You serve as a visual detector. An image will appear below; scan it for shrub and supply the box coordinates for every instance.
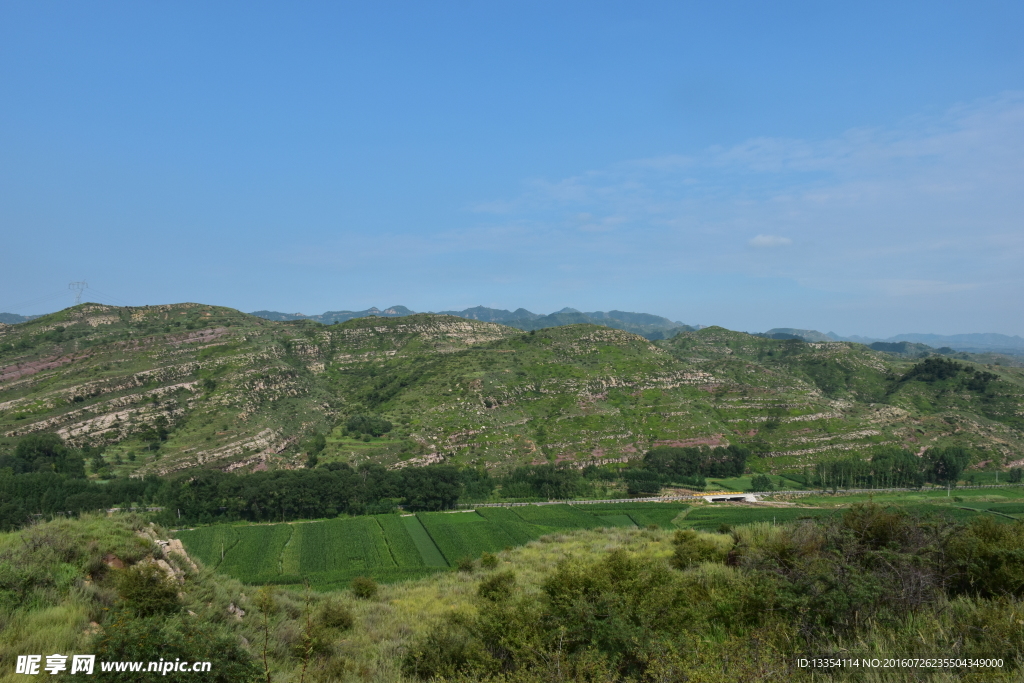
[479,552,499,569]
[318,600,354,630]
[94,613,260,682]
[402,612,487,680]
[346,414,393,437]
[945,516,1024,598]
[478,571,516,601]
[114,563,180,617]
[456,557,475,573]
[670,530,728,569]
[351,575,378,599]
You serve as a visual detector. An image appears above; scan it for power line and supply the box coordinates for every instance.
[68,281,88,305]
[0,290,70,313]
[87,287,131,307]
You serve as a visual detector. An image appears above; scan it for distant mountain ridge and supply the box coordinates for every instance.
[249,306,698,340]
[249,306,415,324]
[758,328,1024,355]
[9,305,1020,352]
[761,328,835,343]
[0,313,43,325]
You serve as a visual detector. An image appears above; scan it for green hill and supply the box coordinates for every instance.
[2,304,1023,480]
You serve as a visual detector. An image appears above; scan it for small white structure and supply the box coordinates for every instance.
[701,493,759,503]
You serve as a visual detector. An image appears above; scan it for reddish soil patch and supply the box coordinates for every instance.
[0,352,91,383]
[167,327,229,347]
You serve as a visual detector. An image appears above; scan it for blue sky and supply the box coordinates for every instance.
[2,1,1023,337]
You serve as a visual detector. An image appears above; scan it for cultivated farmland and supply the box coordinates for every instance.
[418,511,520,564]
[176,502,695,586]
[178,501,1014,588]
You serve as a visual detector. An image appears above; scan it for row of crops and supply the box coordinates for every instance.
[176,502,692,587]
[676,502,1012,530]
[175,501,1007,588]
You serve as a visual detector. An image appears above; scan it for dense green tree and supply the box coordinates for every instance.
[927,446,972,486]
[1,433,85,476]
[345,414,393,437]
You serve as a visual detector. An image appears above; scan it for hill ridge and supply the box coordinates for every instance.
[2,301,1022,479]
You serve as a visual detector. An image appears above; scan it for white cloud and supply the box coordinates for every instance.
[748,234,792,248]
[463,92,1024,293]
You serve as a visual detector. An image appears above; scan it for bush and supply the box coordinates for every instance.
[318,599,354,630]
[114,563,180,617]
[479,552,499,569]
[456,557,475,573]
[345,415,393,437]
[94,613,260,682]
[945,517,1024,598]
[670,530,728,569]
[749,474,774,492]
[351,575,378,599]
[478,571,516,601]
[402,612,487,680]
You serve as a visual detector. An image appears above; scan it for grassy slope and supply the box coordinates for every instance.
[6,509,1023,682]
[2,305,1023,479]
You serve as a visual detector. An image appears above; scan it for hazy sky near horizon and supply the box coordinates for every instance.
[2,2,1023,337]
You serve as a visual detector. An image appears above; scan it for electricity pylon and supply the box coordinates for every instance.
[69,281,88,305]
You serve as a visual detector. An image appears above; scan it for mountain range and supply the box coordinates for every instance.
[5,306,1023,353]
[2,302,1022,481]
[249,306,697,340]
[763,328,1024,355]
[0,313,42,325]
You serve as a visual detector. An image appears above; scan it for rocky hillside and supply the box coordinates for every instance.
[1,303,1022,479]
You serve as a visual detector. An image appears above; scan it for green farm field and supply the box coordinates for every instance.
[677,500,1023,531]
[176,502,692,586]
[176,495,1020,588]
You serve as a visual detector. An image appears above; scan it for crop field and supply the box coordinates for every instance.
[295,517,395,574]
[175,524,239,569]
[677,501,1022,531]
[679,506,839,530]
[376,515,427,567]
[401,515,448,567]
[179,497,1011,588]
[218,524,292,578]
[581,503,690,528]
[177,503,695,586]
[418,512,520,563]
[473,507,546,543]
[907,504,1001,523]
[798,486,1024,507]
[509,504,606,530]
[961,502,1024,518]
[594,514,636,528]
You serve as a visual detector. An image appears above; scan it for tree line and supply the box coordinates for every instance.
[788,446,983,491]
[1,433,1017,531]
